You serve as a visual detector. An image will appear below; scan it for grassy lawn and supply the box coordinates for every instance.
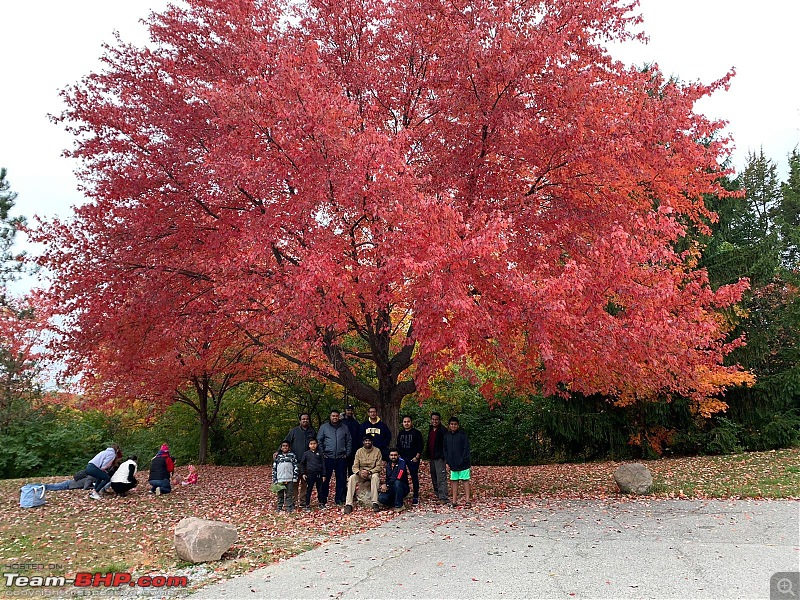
[1,448,798,595]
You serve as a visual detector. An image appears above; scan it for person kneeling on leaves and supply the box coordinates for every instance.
[110,455,138,496]
[378,448,410,513]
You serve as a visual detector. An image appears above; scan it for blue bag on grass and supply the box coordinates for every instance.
[20,484,46,508]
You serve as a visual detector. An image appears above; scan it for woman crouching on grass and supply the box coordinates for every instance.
[110,455,138,496]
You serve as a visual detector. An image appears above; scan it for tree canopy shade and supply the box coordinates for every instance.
[34,0,751,438]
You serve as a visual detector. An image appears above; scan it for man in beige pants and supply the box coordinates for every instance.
[344,436,383,514]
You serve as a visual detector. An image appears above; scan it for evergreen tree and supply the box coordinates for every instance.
[0,169,40,439]
[0,167,25,300]
[700,152,800,450]
[777,149,800,270]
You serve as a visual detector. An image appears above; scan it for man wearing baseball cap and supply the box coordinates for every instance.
[342,404,361,477]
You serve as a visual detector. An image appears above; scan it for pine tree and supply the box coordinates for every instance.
[777,149,800,270]
[0,168,24,300]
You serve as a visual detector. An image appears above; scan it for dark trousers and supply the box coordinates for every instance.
[378,479,409,508]
[305,472,324,507]
[111,481,137,495]
[321,457,347,505]
[276,481,296,511]
[407,460,420,500]
[86,463,110,493]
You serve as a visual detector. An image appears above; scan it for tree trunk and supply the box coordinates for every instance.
[197,384,210,465]
[198,416,210,465]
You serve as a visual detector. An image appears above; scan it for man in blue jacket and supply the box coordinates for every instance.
[317,410,352,507]
[378,448,409,512]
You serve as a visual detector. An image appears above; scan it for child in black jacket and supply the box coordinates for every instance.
[300,438,327,510]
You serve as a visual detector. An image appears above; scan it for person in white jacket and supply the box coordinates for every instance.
[110,455,138,496]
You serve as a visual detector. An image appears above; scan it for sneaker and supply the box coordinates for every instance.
[319,504,327,510]
[393,506,405,513]
[344,505,353,515]
[155,487,161,496]
[305,507,312,512]
[412,498,419,505]
[373,503,381,512]
[89,490,102,500]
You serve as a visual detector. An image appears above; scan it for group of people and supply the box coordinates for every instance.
[80,443,197,499]
[272,407,472,513]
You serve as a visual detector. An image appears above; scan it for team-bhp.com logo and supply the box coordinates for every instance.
[4,572,188,589]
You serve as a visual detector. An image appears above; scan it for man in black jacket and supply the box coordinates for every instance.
[426,412,449,503]
[341,404,361,477]
[443,416,472,507]
[397,415,423,505]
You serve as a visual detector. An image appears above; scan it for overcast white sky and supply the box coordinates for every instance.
[1,0,798,226]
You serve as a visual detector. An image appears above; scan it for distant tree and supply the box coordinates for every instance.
[733,149,782,245]
[777,149,800,270]
[0,168,25,297]
[0,168,41,435]
[36,0,750,443]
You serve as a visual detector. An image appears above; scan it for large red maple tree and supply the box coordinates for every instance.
[34,0,750,442]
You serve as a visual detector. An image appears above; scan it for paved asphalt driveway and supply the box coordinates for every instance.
[192,499,799,599]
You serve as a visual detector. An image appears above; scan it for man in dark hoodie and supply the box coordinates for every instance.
[426,412,449,503]
[317,410,352,507]
[397,415,423,505]
[360,406,392,461]
[341,404,361,477]
[442,417,472,507]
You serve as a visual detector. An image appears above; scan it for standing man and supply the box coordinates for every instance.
[443,416,472,507]
[344,435,383,514]
[378,448,410,512]
[341,404,361,478]
[317,410,352,508]
[282,413,317,510]
[397,415,423,505]
[426,412,449,503]
[360,406,392,461]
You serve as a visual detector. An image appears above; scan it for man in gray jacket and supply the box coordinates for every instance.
[317,410,352,507]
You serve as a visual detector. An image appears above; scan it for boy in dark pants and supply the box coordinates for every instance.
[397,415,423,505]
[300,438,327,510]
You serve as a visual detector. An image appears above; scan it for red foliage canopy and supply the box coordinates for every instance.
[33,0,749,425]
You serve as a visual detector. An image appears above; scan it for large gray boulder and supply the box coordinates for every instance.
[613,463,653,494]
[174,517,238,563]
